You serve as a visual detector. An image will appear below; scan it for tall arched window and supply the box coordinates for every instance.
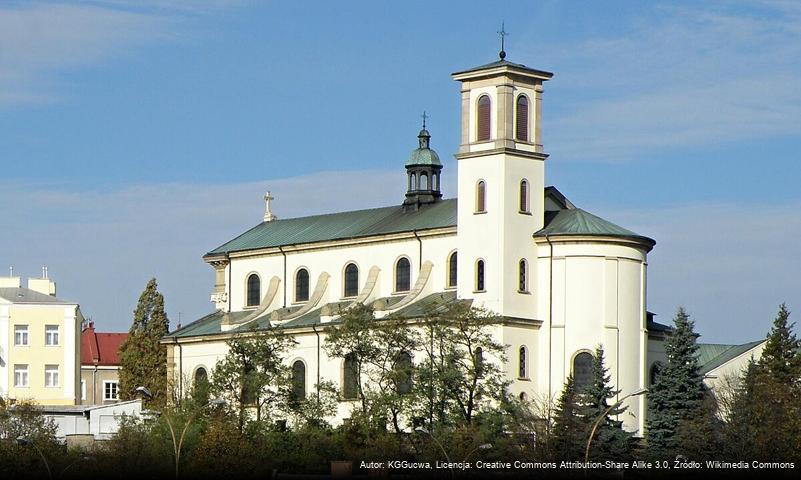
[344,263,359,297]
[295,268,310,302]
[519,346,528,379]
[516,95,529,141]
[246,274,260,307]
[518,259,528,292]
[475,347,484,377]
[650,362,664,386]
[573,352,594,390]
[476,181,486,213]
[343,354,358,400]
[292,360,306,401]
[477,94,491,141]
[193,367,209,404]
[475,259,485,292]
[396,351,413,395]
[421,172,429,190]
[519,179,529,213]
[395,257,411,292]
[447,251,458,287]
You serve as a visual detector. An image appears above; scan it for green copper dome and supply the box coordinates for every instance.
[405,129,442,167]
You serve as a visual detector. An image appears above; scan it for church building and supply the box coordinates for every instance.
[164,50,669,434]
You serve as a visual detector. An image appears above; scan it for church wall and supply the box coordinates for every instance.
[226,231,457,313]
[535,240,649,433]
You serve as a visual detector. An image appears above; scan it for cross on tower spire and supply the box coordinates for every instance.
[421,110,428,129]
[497,22,508,60]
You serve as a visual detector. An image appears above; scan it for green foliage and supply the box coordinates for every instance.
[647,307,707,457]
[550,375,585,460]
[118,278,170,405]
[578,346,632,460]
[758,303,801,384]
[209,326,296,430]
[414,302,509,427]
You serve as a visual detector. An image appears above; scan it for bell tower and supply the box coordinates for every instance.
[452,48,553,318]
[403,115,443,211]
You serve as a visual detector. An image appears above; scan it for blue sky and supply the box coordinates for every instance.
[1,0,799,343]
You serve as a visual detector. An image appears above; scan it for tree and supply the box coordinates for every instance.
[758,303,801,385]
[578,346,631,460]
[647,307,707,457]
[413,302,510,427]
[210,326,296,431]
[119,278,170,404]
[550,375,585,461]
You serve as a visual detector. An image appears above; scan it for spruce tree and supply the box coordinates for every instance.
[758,303,801,384]
[579,346,631,460]
[550,375,585,461]
[119,278,170,404]
[646,307,706,457]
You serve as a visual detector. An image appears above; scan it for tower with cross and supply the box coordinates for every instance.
[402,111,443,211]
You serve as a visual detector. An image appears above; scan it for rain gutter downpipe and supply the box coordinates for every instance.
[312,325,321,401]
[279,246,287,308]
[413,230,422,269]
[546,233,554,425]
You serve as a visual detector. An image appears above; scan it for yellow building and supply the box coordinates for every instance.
[0,274,82,405]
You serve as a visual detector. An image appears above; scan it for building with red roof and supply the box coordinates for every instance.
[80,321,127,405]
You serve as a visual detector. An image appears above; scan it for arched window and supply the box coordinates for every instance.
[519,392,528,402]
[519,259,528,292]
[395,257,411,292]
[246,274,260,307]
[475,259,485,292]
[292,360,306,401]
[421,172,429,190]
[475,347,484,377]
[396,351,413,395]
[650,362,664,386]
[477,94,491,141]
[447,251,458,287]
[193,367,209,404]
[410,172,417,190]
[519,346,528,378]
[516,95,529,141]
[476,180,486,213]
[343,354,358,400]
[295,268,310,303]
[344,263,359,297]
[519,179,529,213]
[573,352,594,390]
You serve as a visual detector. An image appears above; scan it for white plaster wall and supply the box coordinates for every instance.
[703,342,765,394]
[0,305,8,396]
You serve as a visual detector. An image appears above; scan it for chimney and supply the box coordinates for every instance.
[28,270,57,296]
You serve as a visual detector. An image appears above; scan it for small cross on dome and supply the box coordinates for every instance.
[497,22,509,60]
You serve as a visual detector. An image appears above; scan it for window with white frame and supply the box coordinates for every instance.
[45,365,59,387]
[45,325,59,346]
[104,381,119,401]
[14,325,29,346]
[14,365,29,387]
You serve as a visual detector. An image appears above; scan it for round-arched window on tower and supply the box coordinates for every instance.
[475,259,485,292]
[246,274,260,307]
[477,95,492,141]
[476,181,486,213]
[291,360,306,401]
[518,259,528,292]
[395,258,411,292]
[519,179,529,213]
[573,352,594,390]
[344,263,359,297]
[295,268,310,303]
[516,95,529,141]
[519,346,528,378]
[447,251,458,288]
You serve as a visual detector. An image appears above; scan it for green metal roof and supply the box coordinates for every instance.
[697,340,765,375]
[536,208,655,246]
[406,147,441,167]
[452,59,554,78]
[207,199,457,256]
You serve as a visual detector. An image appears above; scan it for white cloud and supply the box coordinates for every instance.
[0,170,406,332]
[531,2,801,160]
[596,201,801,344]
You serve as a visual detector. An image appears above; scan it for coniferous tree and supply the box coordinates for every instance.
[119,278,170,404]
[723,359,759,459]
[646,307,706,457]
[758,303,801,385]
[578,346,631,460]
[550,375,585,461]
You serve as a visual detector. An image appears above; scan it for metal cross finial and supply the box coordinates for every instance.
[497,22,508,59]
[421,111,428,129]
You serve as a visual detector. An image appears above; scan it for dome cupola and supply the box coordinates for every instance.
[403,115,443,211]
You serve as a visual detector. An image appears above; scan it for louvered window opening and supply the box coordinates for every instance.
[477,95,491,141]
[516,95,529,141]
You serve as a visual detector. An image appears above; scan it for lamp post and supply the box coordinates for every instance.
[584,388,648,472]
[17,436,52,480]
[164,397,226,479]
[415,427,454,479]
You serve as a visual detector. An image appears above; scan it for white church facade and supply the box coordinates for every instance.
[164,53,672,434]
